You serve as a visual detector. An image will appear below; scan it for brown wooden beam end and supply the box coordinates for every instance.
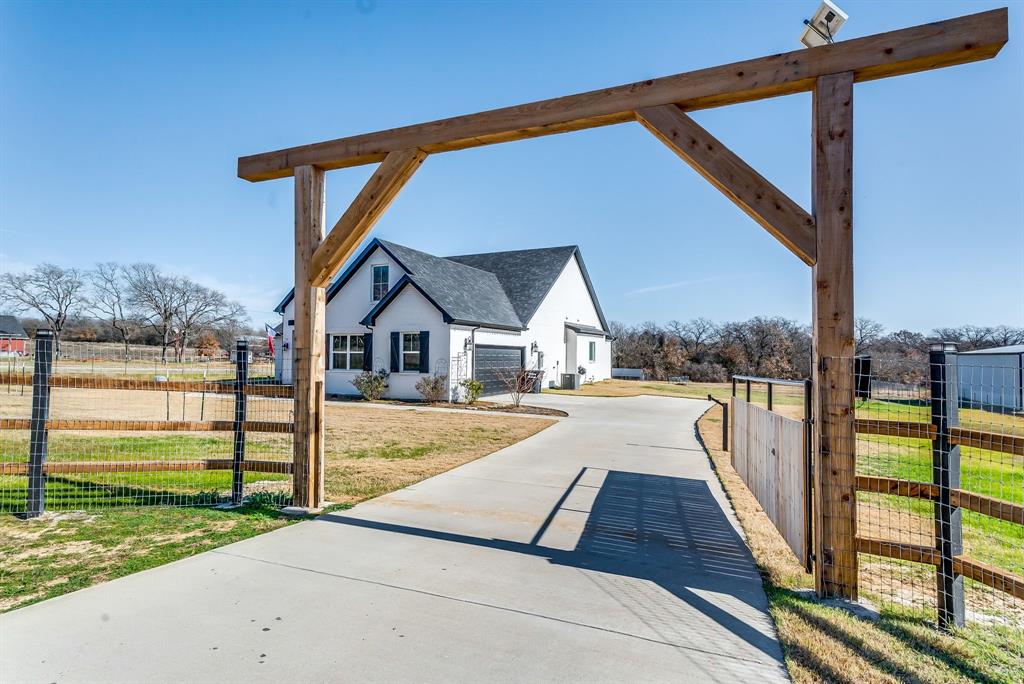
[953,556,1024,601]
[238,9,1007,181]
[309,148,427,288]
[856,536,940,566]
[855,418,936,440]
[635,105,816,265]
[949,426,1024,457]
[855,474,939,500]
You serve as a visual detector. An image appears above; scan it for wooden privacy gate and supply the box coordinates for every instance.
[732,398,809,568]
[237,9,1009,601]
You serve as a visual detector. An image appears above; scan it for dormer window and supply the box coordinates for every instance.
[371,264,389,301]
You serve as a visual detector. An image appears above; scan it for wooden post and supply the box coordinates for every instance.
[930,342,965,628]
[231,339,249,506]
[27,329,54,518]
[811,71,857,600]
[292,165,327,509]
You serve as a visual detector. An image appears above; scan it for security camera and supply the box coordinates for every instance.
[799,1,849,48]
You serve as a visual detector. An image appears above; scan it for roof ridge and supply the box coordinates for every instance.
[445,245,578,260]
[378,239,500,279]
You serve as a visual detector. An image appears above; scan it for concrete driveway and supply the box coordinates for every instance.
[1,394,787,683]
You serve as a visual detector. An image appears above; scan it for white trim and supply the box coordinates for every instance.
[399,331,422,373]
[370,263,389,302]
[329,333,366,371]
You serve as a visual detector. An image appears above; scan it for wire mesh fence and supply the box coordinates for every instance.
[1,335,294,515]
[843,348,1023,634]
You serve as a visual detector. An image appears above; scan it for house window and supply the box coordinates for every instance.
[371,265,389,301]
[588,341,596,363]
[402,332,420,371]
[331,334,365,370]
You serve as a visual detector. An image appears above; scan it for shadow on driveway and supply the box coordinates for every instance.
[321,468,778,664]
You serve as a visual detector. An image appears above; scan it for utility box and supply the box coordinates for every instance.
[561,373,580,390]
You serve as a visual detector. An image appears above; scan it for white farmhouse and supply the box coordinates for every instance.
[274,239,612,400]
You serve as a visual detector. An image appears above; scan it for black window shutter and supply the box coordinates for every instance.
[419,331,430,373]
[325,334,331,370]
[362,333,373,371]
[390,332,400,372]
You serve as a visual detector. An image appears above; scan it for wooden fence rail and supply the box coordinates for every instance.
[0,459,293,476]
[0,418,293,433]
[0,371,294,398]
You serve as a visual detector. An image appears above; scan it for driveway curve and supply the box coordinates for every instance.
[1,394,787,683]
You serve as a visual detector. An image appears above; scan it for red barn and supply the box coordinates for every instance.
[0,315,29,355]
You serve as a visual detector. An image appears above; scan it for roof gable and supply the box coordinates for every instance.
[447,246,609,331]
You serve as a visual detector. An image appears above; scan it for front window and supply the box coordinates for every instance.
[402,332,420,371]
[372,265,389,301]
[588,341,596,362]
[331,334,365,370]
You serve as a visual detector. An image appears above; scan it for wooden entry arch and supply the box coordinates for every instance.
[238,9,1008,600]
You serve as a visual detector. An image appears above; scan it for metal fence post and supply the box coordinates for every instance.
[803,378,814,574]
[27,330,54,518]
[232,339,249,506]
[930,342,964,629]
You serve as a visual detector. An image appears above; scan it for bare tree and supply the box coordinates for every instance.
[494,366,543,407]
[171,280,246,362]
[125,263,184,363]
[989,325,1024,347]
[87,263,139,359]
[669,317,719,361]
[0,263,86,348]
[855,317,885,354]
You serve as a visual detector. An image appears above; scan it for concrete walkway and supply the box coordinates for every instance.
[1,395,787,683]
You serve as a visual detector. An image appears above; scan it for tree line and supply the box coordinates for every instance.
[1,263,253,361]
[611,317,1024,384]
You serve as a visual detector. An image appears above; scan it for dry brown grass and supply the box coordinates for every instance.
[321,403,552,504]
[698,404,1024,684]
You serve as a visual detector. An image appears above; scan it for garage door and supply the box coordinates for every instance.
[474,345,525,396]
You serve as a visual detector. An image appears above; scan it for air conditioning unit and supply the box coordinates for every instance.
[561,373,580,390]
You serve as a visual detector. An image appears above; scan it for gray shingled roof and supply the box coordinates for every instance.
[446,246,577,325]
[374,241,522,328]
[277,237,607,331]
[0,315,28,339]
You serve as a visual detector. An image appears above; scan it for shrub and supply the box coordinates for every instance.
[416,374,447,403]
[352,369,389,400]
[459,378,484,404]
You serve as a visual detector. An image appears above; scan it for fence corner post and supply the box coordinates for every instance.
[930,342,964,630]
[232,339,249,506]
[27,329,54,518]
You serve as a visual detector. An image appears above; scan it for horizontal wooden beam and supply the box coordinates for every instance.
[950,426,1024,457]
[635,104,816,265]
[1,418,292,433]
[0,459,292,476]
[858,537,1024,600]
[856,475,1023,525]
[0,372,294,398]
[309,148,427,287]
[238,9,1007,181]
[856,474,939,500]
[953,556,1024,601]
[950,489,1024,526]
[857,535,939,565]
[855,418,936,440]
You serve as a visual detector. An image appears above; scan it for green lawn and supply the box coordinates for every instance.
[0,433,290,512]
[0,499,307,612]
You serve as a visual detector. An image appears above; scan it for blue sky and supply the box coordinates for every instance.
[1,0,1021,332]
